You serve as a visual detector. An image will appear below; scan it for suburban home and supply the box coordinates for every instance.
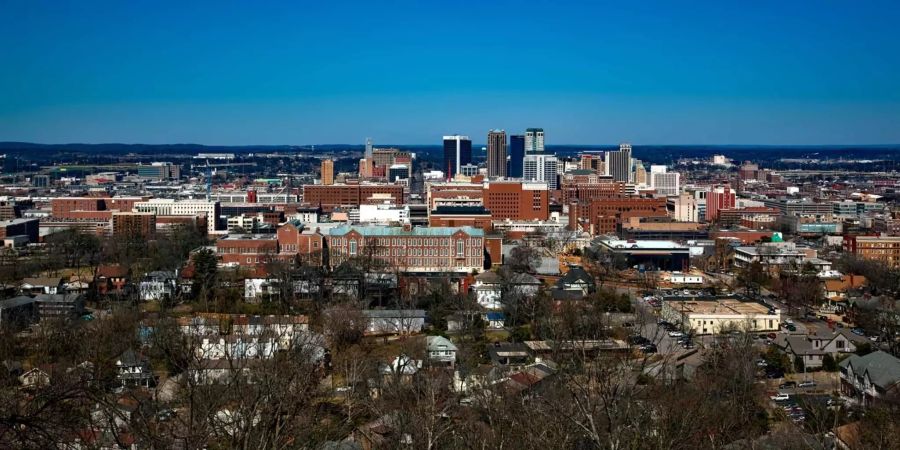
[19,367,51,388]
[472,271,502,309]
[116,349,153,388]
[775,329,867,370]
[840,351,900,407]
[139,271,178,301]
[362,309,426,335]
[488,342,531,367]
[823,274,866,307]
[189,359,257,385]
[485,312,506,329]
[20,277,63,295]
[95,265,130,296]
[556,266,596,295]
[426,336,458,367]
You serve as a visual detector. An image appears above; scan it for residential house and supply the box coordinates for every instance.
[95,265,130,297]
[116,349,153,388]
[426,336,458,367]
[775,329,868,370]
[362,309,426,335]
[823,274,866,307]
[20,277,63,295]
[555,266,595,295]
[488,342,531,367]
[840,351,900,407]
[19,367,51,388]
[139,271,177,301]
[471,271,502,309]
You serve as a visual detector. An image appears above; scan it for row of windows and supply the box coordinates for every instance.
[331,237,481,247]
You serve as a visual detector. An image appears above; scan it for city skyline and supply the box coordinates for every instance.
[2,1,899,145]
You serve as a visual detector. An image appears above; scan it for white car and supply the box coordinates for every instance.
[770,393,790,401]
[668,331,684,338]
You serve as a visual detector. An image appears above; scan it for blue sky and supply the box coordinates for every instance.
[1,0,899,145]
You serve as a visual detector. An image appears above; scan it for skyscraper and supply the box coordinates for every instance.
[604,143,633,183]
[509,134,525,178]
[486,129,507,177]
[442,135,472,179]
[649,166,680,196]
[525,128,544,153]
[523,153,559,190]
[321,159,334,185]
[365,138,373,159]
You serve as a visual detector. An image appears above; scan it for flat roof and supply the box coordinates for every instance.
[666,299,772,316]
[600,239,688,250]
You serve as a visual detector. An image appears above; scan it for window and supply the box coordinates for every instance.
[836,340,844,349]
[456,240,464,257]
[349,240,358,256]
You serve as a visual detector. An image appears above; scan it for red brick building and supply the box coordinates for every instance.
[428,206,493,231]
[302,183,404,211]
[327,225,485,274]
[216,235,279,266]
[276,222,325,265]
[483,181,549,221]
[569,196,668,235]
[112,212,156,239]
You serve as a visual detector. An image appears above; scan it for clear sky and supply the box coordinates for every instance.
[1,0,899,145]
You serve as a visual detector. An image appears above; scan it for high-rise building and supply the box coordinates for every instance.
[604,143,633,182]
[707,185,736,222]
[523,153,559,190]
[649,166,680,196]
[442,135,472,179]
[508,135,525,178]
[365,138,373,159]
[321,159,334,185]
[633,160,648,186]
[486,130,507,177]
[525,128,544,153]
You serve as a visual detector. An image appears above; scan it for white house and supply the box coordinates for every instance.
[426,336,458,367]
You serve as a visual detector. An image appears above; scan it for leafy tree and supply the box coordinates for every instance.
[822,353,838,372]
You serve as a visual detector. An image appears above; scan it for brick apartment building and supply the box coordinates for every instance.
[112,212,157,239]
[560,177,627,204]
[569,196,668,235]
[843,235,900,268]
[302,183,404,211]
[217,235,279,266]
[327,225,485,274]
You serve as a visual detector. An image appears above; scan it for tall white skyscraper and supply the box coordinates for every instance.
[523,153,559,190]
[365,137,373,159]
[525,128,544,154]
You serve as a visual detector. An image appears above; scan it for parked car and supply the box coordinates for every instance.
[756,359,768,368]
[770,393,790,401]
[779,381,797,389]
[798,381,816,388]
[628,335,651,346]
[639,344,658,354]
[851,328,865,336]
[668,331,684,338]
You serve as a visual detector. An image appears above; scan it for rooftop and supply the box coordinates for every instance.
[329,225,484,237]
[665,299,773,316]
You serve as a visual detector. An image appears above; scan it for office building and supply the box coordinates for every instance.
[133,199,221,233]
[605,143,633,182]
[508,135,525,178]
[706,185,736,222]
[321,159,334,185]
[137,162,180,180]
[365,138,373,159]
[483,181,550,221]
[649,166,680,196]
[442,135,472,179]
[525,128,544,153]
[0,218,39,243]
[388,164,410,182]
[302,184,405,211]
[486,130,507,177]
[523,153,559,190]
